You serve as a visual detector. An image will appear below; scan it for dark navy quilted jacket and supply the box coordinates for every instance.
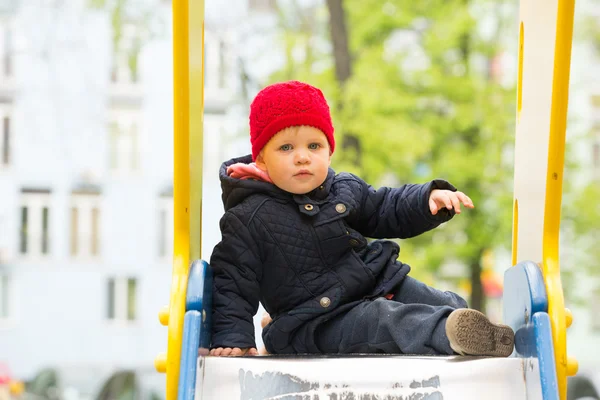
[210,155,457,354]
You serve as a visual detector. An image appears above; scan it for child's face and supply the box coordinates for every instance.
[256,126,331,195]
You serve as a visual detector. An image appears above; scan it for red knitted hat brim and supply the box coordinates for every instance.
[249,81,335,161]
[251,114,335,160]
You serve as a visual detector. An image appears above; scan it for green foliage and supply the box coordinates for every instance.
[561,139,600,304]
[576,12,600,54]
[270,0,517,293]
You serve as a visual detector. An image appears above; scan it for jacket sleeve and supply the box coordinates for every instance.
[210,211,261,349]
[350,177,458,239]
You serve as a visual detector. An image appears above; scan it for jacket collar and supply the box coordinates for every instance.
[219,155,335,210]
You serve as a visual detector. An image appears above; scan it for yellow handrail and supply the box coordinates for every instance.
[544,0,578,398]
[155,2,204,400]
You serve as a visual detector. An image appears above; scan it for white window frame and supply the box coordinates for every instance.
[70,194,101,259]
[109,110,141,174]
[19,191,51,259]
[107,276,137,323]
[158,197,174,261]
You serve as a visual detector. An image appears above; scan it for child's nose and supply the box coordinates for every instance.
[295,149,310,164]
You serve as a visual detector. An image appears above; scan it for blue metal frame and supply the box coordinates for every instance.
[177,260,213,400]
[504,261,558,400]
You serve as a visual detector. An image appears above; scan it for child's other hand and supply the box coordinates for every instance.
[209,347,258,356]
[429,189,474,215]
[261,312,272,329]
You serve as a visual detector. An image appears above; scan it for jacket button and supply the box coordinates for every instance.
[319,297,331,308]
[304,204,314,211]
[349,239,360,247]
[335,203,346,213]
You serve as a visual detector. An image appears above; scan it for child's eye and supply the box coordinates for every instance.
[308,143,321,150]
[279,144,292,151]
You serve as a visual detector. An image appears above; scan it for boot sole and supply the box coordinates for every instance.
[446,309,514,357]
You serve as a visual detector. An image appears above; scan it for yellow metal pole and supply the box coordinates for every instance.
[544,0,578,398]
[155,2,204,400]
[511,1,577,398]
[189,0,204,264]
[166,1,190,399]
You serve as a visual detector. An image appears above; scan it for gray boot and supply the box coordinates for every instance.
[446,309,514,357]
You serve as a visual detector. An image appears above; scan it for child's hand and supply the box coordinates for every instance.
[209,347,258,356]
[261,312,272,329]
[429,189,474,215]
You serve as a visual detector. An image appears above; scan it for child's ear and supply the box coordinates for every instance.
[255,153,268,171]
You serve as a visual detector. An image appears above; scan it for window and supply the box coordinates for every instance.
[91,207,100,255]
[158,209,167,257]
[19,206,27,254]
[70,192,101,258]
[205,39,227,90]
[0,109,12,168]
[111,53,138,84]
[70,207,78,255]
[2,116,9,166]
[19,189,51,257]
[107,277,137,322]
[158,194,173,260]
[3,28,11,77]
[109,111,140,173]
[111,24,140,84]
[0,26,12,78]
[0,273,9,320]
[41,207,49,254]
[218,40,226,89]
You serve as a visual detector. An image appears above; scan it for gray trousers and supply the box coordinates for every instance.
[315,276,468,355]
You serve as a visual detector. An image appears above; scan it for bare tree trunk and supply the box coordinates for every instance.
[470,249,486,313]
[325,0,352,84]
[457,13,487,314]
[325,0,361,164]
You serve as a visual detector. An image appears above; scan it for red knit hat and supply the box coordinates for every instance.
[249,80,335,161]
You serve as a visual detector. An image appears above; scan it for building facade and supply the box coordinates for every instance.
[0,0,239,381]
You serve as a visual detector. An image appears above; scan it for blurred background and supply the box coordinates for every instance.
[0,0,598,399]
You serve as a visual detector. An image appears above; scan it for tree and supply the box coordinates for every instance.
[88,0,167,81]
[555,5,600,303]
[269,0,518,312]
[561,176,600,303]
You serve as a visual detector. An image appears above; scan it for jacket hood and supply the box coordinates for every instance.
[219,154,335,211]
